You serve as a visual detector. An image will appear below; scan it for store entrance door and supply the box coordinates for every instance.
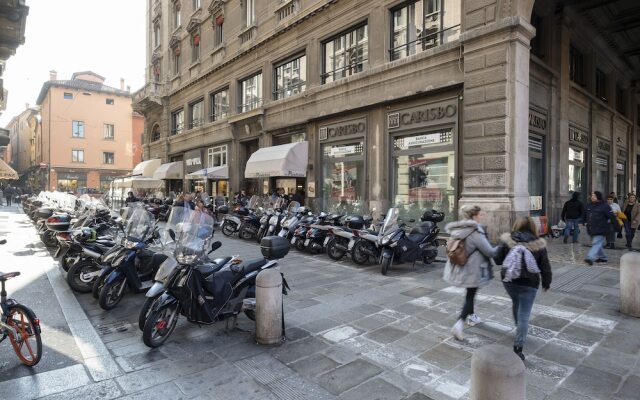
[241,140,260,196]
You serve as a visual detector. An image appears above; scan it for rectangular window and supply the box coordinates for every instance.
[274,54,306,100]
[616,85,625,115]
[596,68,607,101]
[244,0,255,27]
[390,0,447,61]
[239,73,263,112]
[193,0,201,10]
[153,22,161,48]
[210,88,229,121]
[173,50,180,75]
[171,109,184,135]
[104,124,114,140]
[323,24,368,84]
[569,45,584,85]
[63,92,73,100]
[72,150,84,163]
[192,35,200,63]
[106,98,114,105]
[173,1,181,29]
[208,145,228,167]
[189,99,203,129]
[530,13,544,59]
[214,17,224,46]
[103,152,115,164]
[322,141,365,214]
[72,121,85,138]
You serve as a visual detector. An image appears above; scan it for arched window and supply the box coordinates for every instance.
[151,125,161,142]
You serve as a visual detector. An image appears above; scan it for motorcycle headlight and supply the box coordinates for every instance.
[380,233,394,246]
[176,254,198,264]
[124,240,137,249]
[269,216,278,224]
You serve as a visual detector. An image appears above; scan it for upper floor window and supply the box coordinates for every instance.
[172,1,181,29]
[530,12,544,59]
[153,22,161,48]
[151,125,161,142]
[192,0,201,10]
[616,85,626,115]
[208,144,227,167]
[72,121,85,138]
[103,152,115,164]
[106,98,114,105]
[189,99,204,129]
[214,15,224,46]
[173,47,181,75]
[171,109,184,135]
[323,24,368,84]
[244,0,255,27]
[595,68,607,102]
[210,88,229,121]
[72,149,84,163]
[104,124,114,140]
[63,92,73,100]
[274,54,306,100]
[569,45,584,85]
[192,34,200,63]
[239,73,262,112]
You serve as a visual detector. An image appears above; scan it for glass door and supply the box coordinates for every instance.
[321,141,365,214]
[528,135,545,216]
[595,155,609,195]
[568,146,587,203]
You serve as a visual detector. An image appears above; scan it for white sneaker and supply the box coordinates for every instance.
[451,319,464,341]
[467,314,481,326]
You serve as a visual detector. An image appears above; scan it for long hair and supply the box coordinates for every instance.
[512,216,539,237]
[460,205,481,220]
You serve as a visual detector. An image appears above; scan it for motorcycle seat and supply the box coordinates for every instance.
[236,258,267,276]
[198,262,225,278]
[95,240,115,247]
[406,233,427,243]
[212,257,232,267]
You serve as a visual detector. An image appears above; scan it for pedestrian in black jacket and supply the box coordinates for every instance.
[561,192,584,243]
[495,216,552,361]
[585,191,619,265]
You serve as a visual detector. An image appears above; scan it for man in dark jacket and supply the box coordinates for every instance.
[561,192,584,244]
[585,191,619,265]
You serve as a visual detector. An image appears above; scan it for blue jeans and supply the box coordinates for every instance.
[503,283,538,348]
[586,235,607,262]
[624,220,636,247]
[563,219,581,242]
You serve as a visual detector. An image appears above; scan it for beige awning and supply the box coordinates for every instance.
[0,159,18,180]
[185,165,229,180]
[153,162,183,180]
[132,159,161,177]
[119,176,164,189]
[245,141,308,178]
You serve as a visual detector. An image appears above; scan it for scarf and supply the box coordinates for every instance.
[502,245,540,282]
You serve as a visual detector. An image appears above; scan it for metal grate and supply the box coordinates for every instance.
[551,267,605,292]
[97,321,130,335]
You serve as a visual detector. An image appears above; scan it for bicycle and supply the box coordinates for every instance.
[0,239,42,366]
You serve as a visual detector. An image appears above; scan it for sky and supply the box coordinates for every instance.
[0,0,147,127]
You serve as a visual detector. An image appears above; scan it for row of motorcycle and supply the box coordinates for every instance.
[219,196,446,275]
[20,192,291,348]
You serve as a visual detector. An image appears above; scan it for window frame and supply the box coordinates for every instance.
[207,144,228,167]
[192,0,201,10]
[106,98,114,105]
[103,152,115,165]
[595,68,607,102]
[321,23,369,84]
[72,120,85,138]
[71,149,85,163]
[191,34,200,63]
[239,72,263,113]
[214,17,224,47]
[63,92,73,100]
[209,87,229,122]
[188,98,204,129]
[244,0,255,27]
[173,48,181,75]
[153,21,161,48]
[171,108,184,135]
[151,125,161,142]
[273,53,307,100]
[173,1,181,29]
[103,123,115,140]
[569,44,584,85]
[389,0,447,61]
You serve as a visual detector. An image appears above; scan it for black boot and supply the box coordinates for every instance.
[563,236,568,244]
[513,346,525,361]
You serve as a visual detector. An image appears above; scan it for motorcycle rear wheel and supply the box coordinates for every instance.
[67,260,99,293]
[326,238,346,261]
[221,223,235,237]
[240,226,254,240]
[351,241,372,265]
[294,238,306,251]
[143,303,179,348]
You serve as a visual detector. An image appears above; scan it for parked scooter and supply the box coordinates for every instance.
[325,214,373,261]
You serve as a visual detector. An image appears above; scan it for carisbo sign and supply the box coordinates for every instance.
[388,101,457,131]
[319,118,366,141]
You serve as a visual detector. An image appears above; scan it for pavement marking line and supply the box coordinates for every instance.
[0,364,91,399]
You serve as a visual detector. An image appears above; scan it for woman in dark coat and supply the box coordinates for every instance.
[495,216,552,361]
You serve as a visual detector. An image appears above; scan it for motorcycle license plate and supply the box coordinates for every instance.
[323,237,330,246]
[348,239,355,250]
[304,238,311,246]
[291,237,297,244]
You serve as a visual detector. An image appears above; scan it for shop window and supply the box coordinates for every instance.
[239,72,262,112]
[244,0,255,27]
[151,125,161,142]
[172,1,181,29]
[568,146,586,199]
[273,132,306,145]
[274,54,306,100]
[323,24,368,84]
[99,177,112,193]
[322,141,365,214]
[189,99,203,128]
[569,45,584,85]
[528,135,545,216]
[214,15,224,46]
[57,178,86,193]
[616,161,626,201]
[104,124,114,140]
[596,68,607,102]
[63,92,73,100]
[209,88,228,121]
[392,129,455,222]
[616,85,626,115]
[390,0,459,61]
[595,155,609,193]
[208,144,227,167]
[191,33,200,63]
[72,149,84,163]
[171,109,184,135]
[72,121,85,138]
[103,152,115,164]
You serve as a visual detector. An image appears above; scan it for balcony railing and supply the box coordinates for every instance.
[132,82,164,111]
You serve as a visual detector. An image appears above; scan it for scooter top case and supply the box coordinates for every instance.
[46,214,72,232]
[36,207,54,219]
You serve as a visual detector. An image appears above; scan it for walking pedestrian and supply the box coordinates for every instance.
[621,193,640,250]
[605,194,622,249]
[0,185,4,206]
[561,192,584,244]
[585,191,619,265]
[4,185,13,206]
[443,205,498,341]
[495,216,552,361]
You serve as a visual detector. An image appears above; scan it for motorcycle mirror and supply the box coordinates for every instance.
[208,241,222,254]
[409,219,415,223]
[168,229,176,241]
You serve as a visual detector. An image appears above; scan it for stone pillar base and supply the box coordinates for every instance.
[458,194,529,240]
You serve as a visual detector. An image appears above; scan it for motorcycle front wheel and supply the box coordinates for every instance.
[294,238,306,251]
[99,277,127,310]
[221,223,236,237]
[92,267,112,299]
[240,226,254,240]
[67,260,99,293]
[142,303,180,348]
[381,256,392,275]
[326,238,346,261]
[139,295,161,331]
[351,241,372,265]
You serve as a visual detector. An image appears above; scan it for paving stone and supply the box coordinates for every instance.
[546,387,595,400]
[115,354,210,393]
[557,296,593,309]
[364,343,416,368]
[534,340,587,367]
[403,393,436,400]
[300,318,343,334]
[117,382,188,400]
[601,329,640,353]
[213,339,266,362]
[562,365,622,399]
[290,353,340,378]
[581,346,637,377]
[322,325,362,343]
[268,374,336,400]
[235,353,294,384]
[273,337,330,364]
[340,377,406,400]
[394,330,440,353]
[523,355,572,393]
[318,359,382,395]
[420,343,471,371]
[330,309,366,324]
[37,380,122,400]
[616,374,640,400]
[353,314,397,331]
[530,314,572,331]
[366,326,410,344]
[427,377,470,399]
[0,364,91,399]
[285,327,312,342]
[322,344,361,365]
[401,287,436,298]
[395,359,445,386]
[350,304,384,316]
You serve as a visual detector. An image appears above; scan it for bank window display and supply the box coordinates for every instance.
[189,99,204,129]
[239,73,262,112]
[208,145,227,167]
[595,155,609,193]
[323,24,368,84]
[274,55,306,100]
[209,88,228,121]
[528,135,545,216]
[171,109,184,135]
[568,147,586,197]
[392,129,455,222]
[57,178,86,193]
[322,141,365,214]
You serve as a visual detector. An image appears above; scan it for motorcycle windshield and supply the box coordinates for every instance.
[162,206,193,245]
[125,205,154,242]
[287,201,300,214]
[154,257,178,281]
[247,195,261,210]
[174,211,215,261]
[379,208,399,237]
[273,198,285,210]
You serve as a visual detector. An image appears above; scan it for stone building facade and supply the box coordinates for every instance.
[134,0,640,236]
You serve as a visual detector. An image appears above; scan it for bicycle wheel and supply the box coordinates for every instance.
[7,304,42,366]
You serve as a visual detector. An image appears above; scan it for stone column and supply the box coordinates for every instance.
[459,11,536,238]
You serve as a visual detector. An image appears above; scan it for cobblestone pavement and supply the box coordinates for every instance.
[1,205,639,399]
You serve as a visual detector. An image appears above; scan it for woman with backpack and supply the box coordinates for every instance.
[443,205,498,341]
[495,216,552,361]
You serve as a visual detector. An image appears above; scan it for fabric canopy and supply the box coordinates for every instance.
[245,141,308,178]
[185,165,229,180]
[153,162,184,180]
[132,159,161,177]
[113,176,163,189]
[0,159,18,180]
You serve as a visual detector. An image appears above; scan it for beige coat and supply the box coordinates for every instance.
[621,201,640,229]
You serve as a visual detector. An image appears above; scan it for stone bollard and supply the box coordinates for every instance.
[255,269,283,345]
[471,345,526,400]
[620,252,640,317]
